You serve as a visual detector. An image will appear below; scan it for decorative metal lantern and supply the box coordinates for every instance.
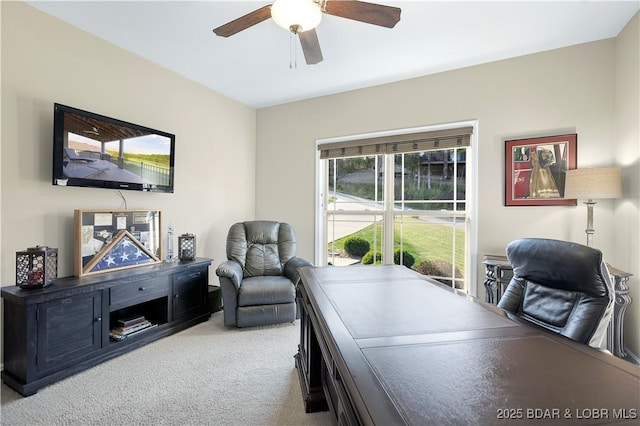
[16,246,58,289]
[178,234,196,261]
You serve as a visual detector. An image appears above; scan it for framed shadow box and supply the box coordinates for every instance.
[74,209,163,277]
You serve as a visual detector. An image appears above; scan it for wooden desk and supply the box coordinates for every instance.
[295,265,640,425]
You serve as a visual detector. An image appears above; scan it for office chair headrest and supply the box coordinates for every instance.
[506,238,609,297]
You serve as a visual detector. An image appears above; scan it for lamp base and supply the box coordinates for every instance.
[584,199,596,247]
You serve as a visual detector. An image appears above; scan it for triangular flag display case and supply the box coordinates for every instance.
[74,209,162,277]
[83,230,159,274]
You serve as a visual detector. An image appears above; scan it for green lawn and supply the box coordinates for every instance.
[331,217,465,274]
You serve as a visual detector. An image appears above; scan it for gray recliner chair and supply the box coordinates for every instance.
[215,221,312,328]
[497,238,614,350]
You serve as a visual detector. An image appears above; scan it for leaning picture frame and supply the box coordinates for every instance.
[505,134,577,206]
[74,209,163,277]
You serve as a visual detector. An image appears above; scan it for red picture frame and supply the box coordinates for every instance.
[505,134,577,206]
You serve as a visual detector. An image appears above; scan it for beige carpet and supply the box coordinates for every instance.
[1,311,332,426]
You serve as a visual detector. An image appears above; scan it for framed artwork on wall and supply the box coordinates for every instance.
[74,209,163,276]
[505,134,577,206]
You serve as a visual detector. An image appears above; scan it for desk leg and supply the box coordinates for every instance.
[295,288,328,413]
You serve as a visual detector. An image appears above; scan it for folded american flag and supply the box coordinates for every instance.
[90,232,155,272]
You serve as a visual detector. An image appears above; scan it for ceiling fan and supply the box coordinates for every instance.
[83,126,100,136]
[212,0,401,65]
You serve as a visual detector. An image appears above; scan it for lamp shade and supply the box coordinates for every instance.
[271,0,322,32]
[564,167,622,200]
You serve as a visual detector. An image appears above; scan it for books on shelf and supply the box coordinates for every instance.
[110,316,157,341]
[117,315,147,328]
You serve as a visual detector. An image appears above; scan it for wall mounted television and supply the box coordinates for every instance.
[52,103,175,193]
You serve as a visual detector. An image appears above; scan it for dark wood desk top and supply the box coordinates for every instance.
[299,265,640,425]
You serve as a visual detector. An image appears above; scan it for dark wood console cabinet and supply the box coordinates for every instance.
[2,258,212,396]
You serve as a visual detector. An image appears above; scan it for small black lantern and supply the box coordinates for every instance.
[178,234,196,261]
[16,246,58,289]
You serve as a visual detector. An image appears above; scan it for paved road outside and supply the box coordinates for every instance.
[326,193,380,265]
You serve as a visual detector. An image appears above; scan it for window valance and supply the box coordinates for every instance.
[318,126,473,159]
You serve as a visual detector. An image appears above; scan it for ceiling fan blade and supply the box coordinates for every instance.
[299,28,323,65]
[323,0,401,28]
[213,5,273,37]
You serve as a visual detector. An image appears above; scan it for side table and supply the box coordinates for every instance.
[482,255,513,304]
[208,285,222,313]
[605,264,637,363]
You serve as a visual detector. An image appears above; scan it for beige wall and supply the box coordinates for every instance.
[614,13,640,358]
[256,26,639,355]
[1,2,256,285]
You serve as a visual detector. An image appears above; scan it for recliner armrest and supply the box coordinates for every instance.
[284,257,313,285]
[215,260,243,289]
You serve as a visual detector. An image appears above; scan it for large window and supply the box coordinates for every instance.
[316,123,476,292]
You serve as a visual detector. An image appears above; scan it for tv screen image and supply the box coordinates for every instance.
[52,103,175,193]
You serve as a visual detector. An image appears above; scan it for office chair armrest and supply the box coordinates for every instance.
[497,277,525,313]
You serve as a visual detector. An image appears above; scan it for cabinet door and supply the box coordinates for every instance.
[37,292,102,375]
[172,268,207,321]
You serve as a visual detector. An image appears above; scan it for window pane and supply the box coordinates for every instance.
[397,215,466,290]
[393,149,466,211]
[326,214,383,266]
[329,157,383,210]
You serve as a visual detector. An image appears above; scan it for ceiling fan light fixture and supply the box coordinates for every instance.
[271,0,322,33]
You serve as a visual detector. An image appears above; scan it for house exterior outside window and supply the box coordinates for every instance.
[316,122,477,294]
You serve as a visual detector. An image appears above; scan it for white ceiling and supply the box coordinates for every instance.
[28,1,639,109]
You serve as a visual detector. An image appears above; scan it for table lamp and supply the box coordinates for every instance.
[564,167,622,247]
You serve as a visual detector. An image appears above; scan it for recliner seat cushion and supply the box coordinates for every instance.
[237,276,295,307]
[236,303,296,328]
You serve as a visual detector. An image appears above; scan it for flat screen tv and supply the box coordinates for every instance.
[52,103,175,193]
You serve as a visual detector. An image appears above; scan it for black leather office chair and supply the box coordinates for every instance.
[497,238,614,349]
[216,221,312,328]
